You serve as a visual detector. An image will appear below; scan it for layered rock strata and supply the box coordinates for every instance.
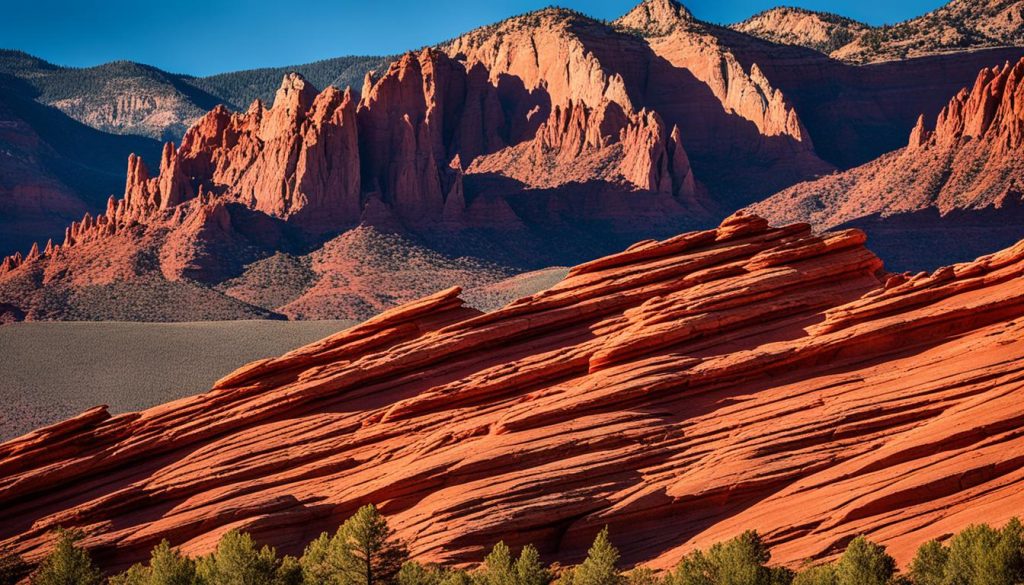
[2,212,1024,575]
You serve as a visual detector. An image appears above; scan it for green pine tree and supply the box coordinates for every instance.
[908,540,947,585]
[573,528,623,585]
[943,520,1024,585]
[625,567,660,585]
[301,532,338,584]
[397,561,445,585]
[147,540,201,585]
[833,537,894,585]
[30,529,102,585]
[475,542,515,585]
[108,564,150,585]
[669,550,713,585]
[276,556,304,585]
[439,569,473,585]
[515,545,549,585]
[790,564,836,585]
[197,530,281,585]
[301,504,408,585]
[704,531,776,585]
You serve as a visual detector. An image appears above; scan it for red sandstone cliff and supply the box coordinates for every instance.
[446,2,833,204]
[2,212,1024,573]
[4,1,1024,321]
[0,41,714,320]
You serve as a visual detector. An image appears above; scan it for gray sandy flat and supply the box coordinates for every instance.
[0,320,355,441]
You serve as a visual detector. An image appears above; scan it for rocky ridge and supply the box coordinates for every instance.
[2,212,1024,574]
[833,0,1024,63]
[733,0,1024,63]
[751,56,1024,269]
[731,7,869,54]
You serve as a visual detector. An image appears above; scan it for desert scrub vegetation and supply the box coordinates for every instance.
[7,508,1024,585]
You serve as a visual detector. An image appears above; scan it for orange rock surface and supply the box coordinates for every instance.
[2,212,1023,573]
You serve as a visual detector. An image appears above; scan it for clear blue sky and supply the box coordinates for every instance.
[3,0,947,76]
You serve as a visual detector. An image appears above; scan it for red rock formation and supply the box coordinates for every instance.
[3,213,1024,574]
[175,75,362,227]
[930,59,1024,150]
[10,1,1024,321]
[752,57,1024,269]
[618,109,696,199]
[616,0,815,151]
[533,100,629,163]
[446,1,832,203]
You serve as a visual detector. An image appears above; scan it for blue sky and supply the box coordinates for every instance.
[3,0,947,76]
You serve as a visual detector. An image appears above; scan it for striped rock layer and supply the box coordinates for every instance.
[2,212,1024,573]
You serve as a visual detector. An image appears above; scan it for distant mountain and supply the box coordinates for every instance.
[732,7,869,54]
[734,0,1024,63]
[193,55,395,111]
[0,77,160,255]
[0,50,393,140]
[0,50,221,141]
[0,50,392,254]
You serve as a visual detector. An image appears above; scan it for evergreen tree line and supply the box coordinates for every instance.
[4,506,1024,585]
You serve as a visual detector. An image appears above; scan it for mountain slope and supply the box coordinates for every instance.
[0,50,392,141]
[0,50,222,141]
[193,55,394,111]
[0,79,161,255]
[733,0,1024,63]
[835,0,1024,63]
[732,7,869,54]
[752,56,1024,270]
[2,212,1023,574]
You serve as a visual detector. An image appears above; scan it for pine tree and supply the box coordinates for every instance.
[943,520,1024,585]
[147,540,201,585]
[475,542,515,585]
[670,550,713,585]
[908,540,947,585]
[397,561,445,585]
[625,567,660,585]
[705,530,775,585]
[108,565,150,585]
[30,529,102,585]
[515,545,549,585]
[197,530,281,585]
[668,532,786,585]
[439,569,473,585]
[790,564,836,585]
[276,556,304,585]
[573,528,623,585]
[833,537,894,585]
[301,504,408,585]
